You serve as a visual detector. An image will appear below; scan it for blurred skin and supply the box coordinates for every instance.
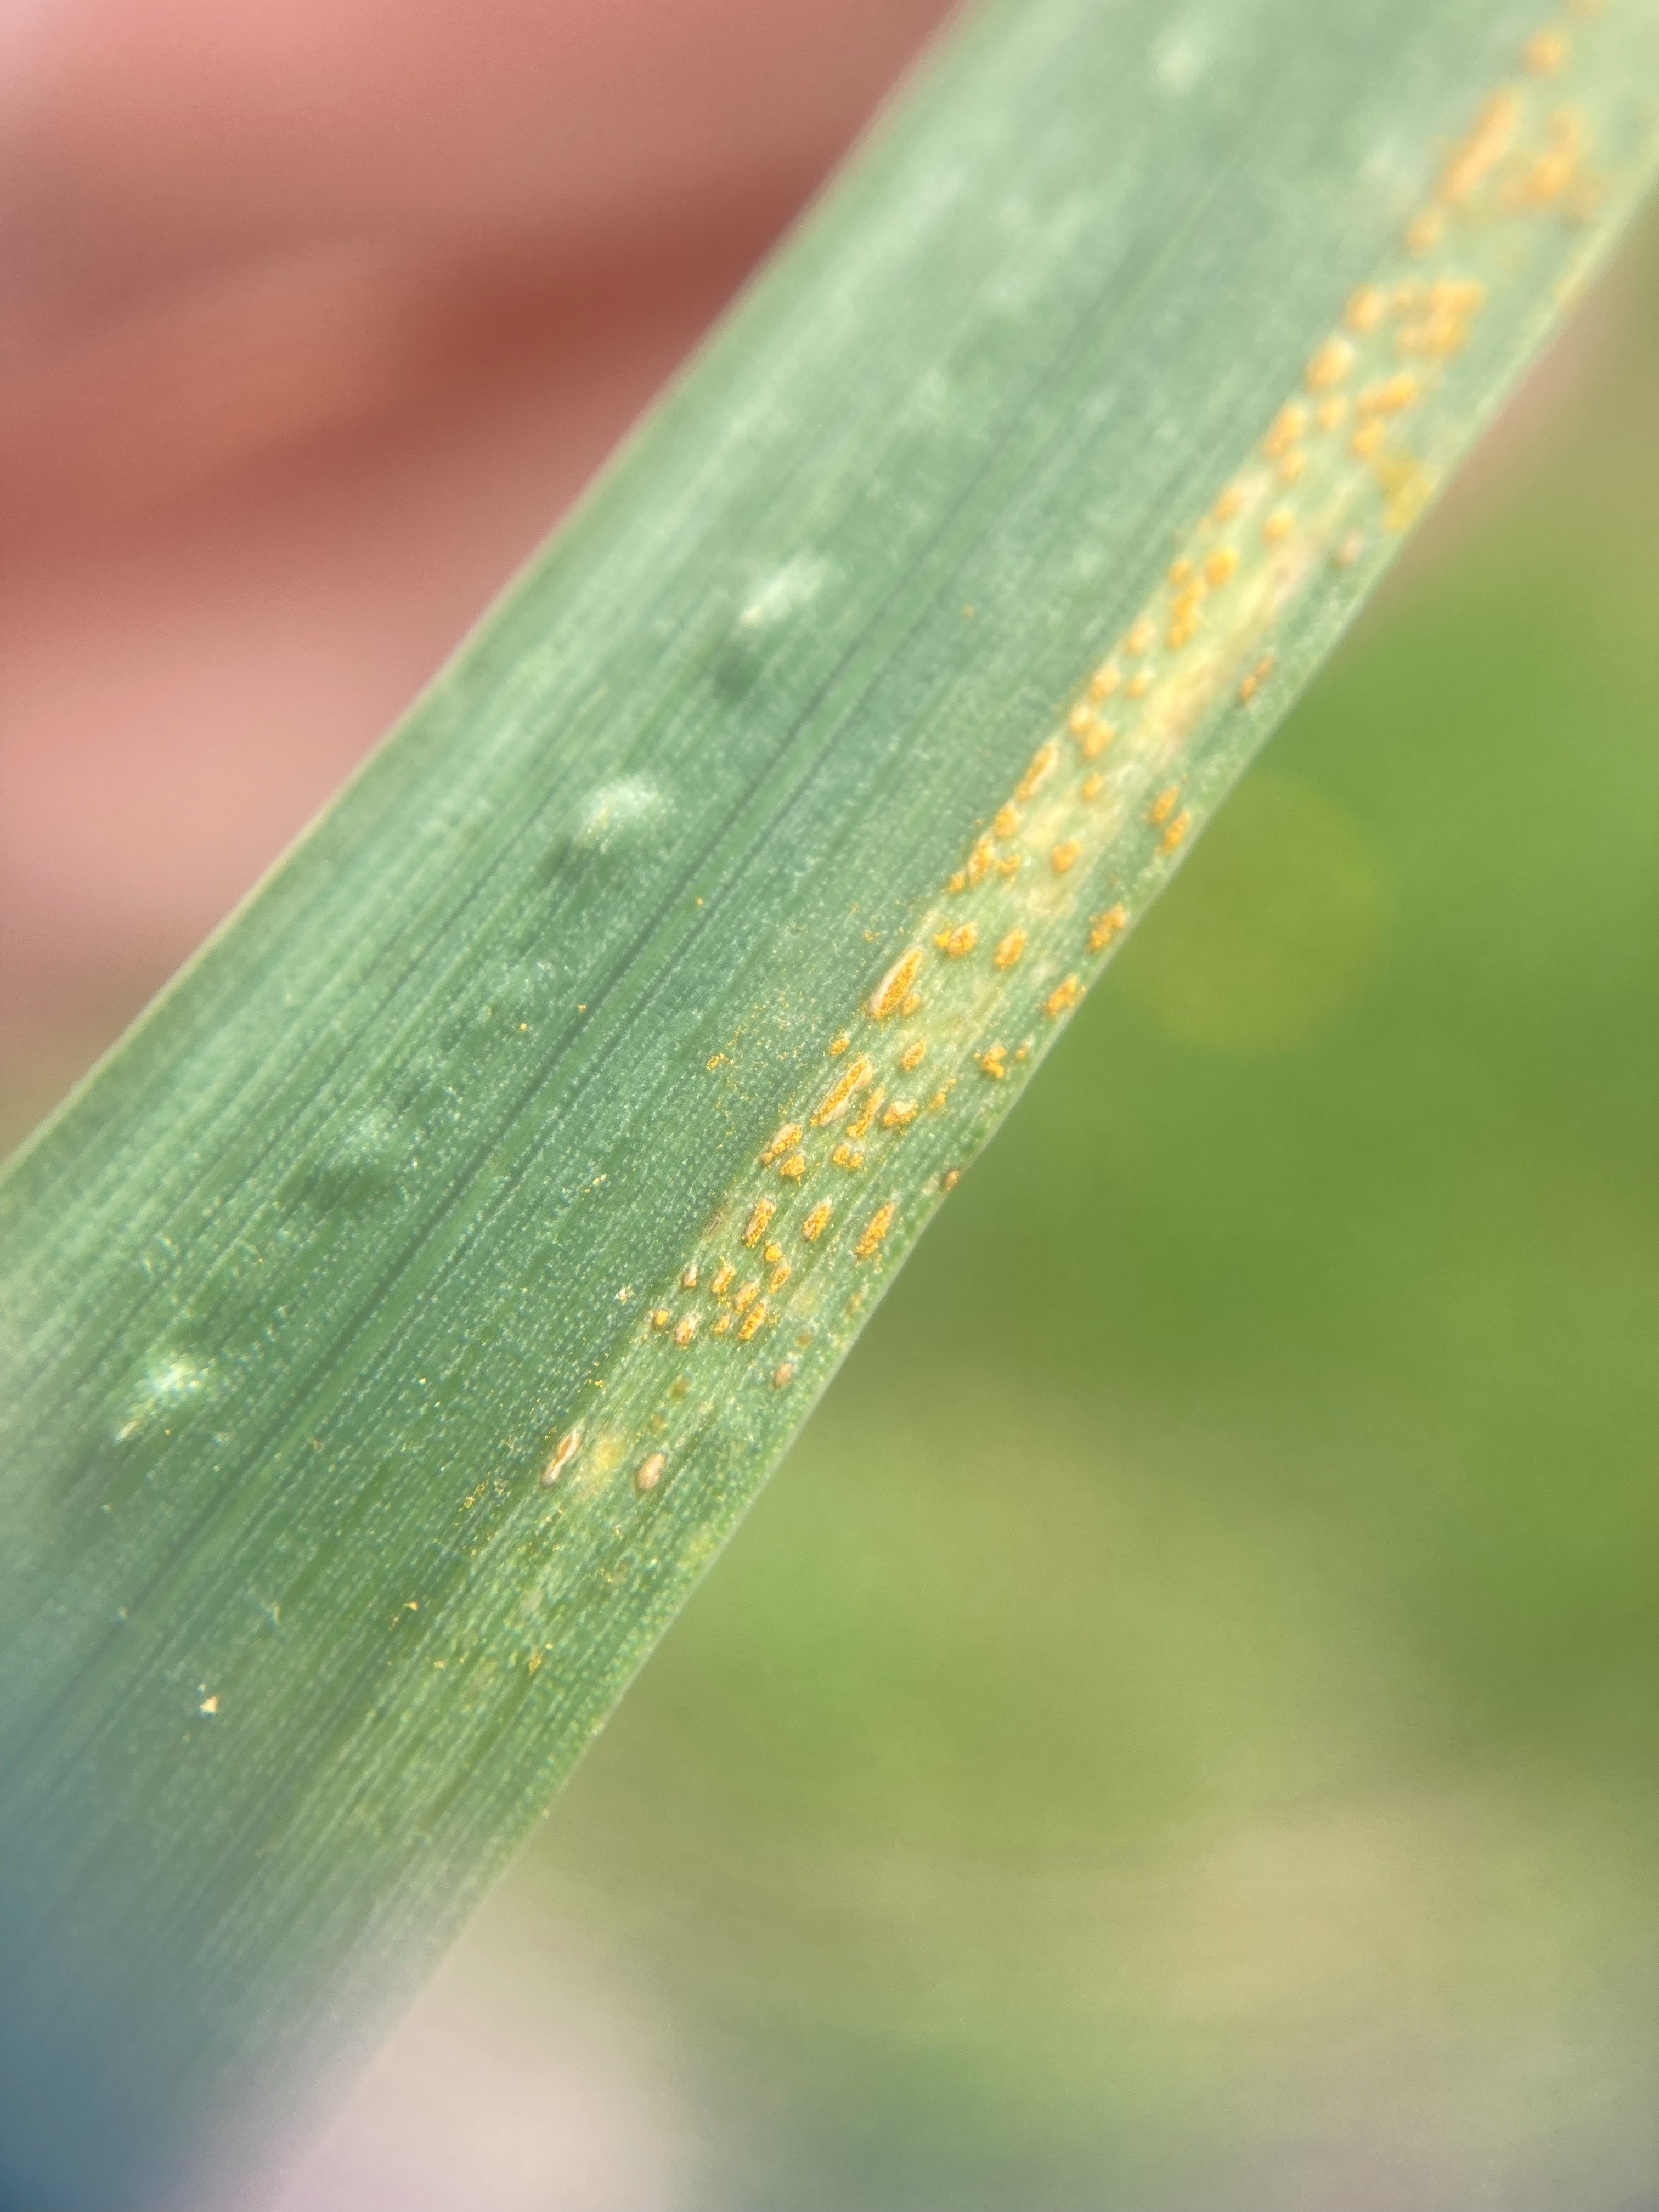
[0,0,955,1120]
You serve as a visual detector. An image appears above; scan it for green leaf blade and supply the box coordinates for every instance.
[3,1,1656,2200]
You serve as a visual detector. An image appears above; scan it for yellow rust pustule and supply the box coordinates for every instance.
[760,1121,802,1166]
[540,1428,583,1486]
[855,1204,896,1260]
[742,1198,776,1247]
[1015,742,1058,802]
[935,922,978,958]
[993,927,1026,970]
[1045,975,1084,1018]
[802,1200,833,1241]
[812,1053,873,1125]
[848,1087,885,1141]
[868,950,924,1020]
[1089,905,1127,953]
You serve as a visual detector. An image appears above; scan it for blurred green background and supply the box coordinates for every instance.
[10,208,1659,2212]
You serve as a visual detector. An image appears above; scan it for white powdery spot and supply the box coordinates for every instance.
[738,552,828,629]
[571,777,664,854]
[115,1351,208,1441]
[1151,21,1209,95]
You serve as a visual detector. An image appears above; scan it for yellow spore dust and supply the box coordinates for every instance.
[650,1307,671,1329]
[540,1428,583,1486]
[760,1121,802,1165]
[831,1142,865,1170]
[993,803,1020,838]
[737,1299,769,1342]
[1350,417,1386,459]
[769,1259,792,1291]
[636,1452,667,1493]
[1523,27,1570,71]
[812,1053,873,1124]
[848,1087,885,1140]
[882,1099,919,1128]
[802,1200,832,1241]
[772,1362,795,1389]
[1405,208,1446,255]
[1357,371,1420,416]
[1263,402,1307,456]
[712,1312,732,1335]
[1045,974,1084,1018]
[935,922,978,958]
[734,1279,760,1311]
[1400,277,1487,356]
[855,1203,896,1260]
[1149,786,1180,826]
[1439,89,1521,205]
[763,1240,783,1262]
[828,1032,850,1056]
[1262,507,1294,543]
[742,1197,776,1246]
[709,1260,736,1298]
[1089,661,1121,700]
[1015,742,1059,801]
[900,1037,927,1070]
[1238,652,1274,703]
[993,928,1026,970]
[1077,718,1115,760]
[674,1313,698,1347]
[868,949,924,1021]
[1052,839,1082,875]
[941,1168,961,1190]
[1081,772,1104,800]
[1089,904,1128,952]
[1125,616,1157,656]
[978,1044,1008,1080]
[1508,109,1586,210]
[779,1152,807,1180]
[1306,335,1355,390]
[1167,611,1200,650]
[1345,284,1389,334]
[1376,451,1433,533]
[1204,546,1238,588]
[1160,809,1192,854]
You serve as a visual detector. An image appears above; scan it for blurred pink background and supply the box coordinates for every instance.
[0,0,954,1141]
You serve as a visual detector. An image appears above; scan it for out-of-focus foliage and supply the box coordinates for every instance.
[338,226,1659,2212]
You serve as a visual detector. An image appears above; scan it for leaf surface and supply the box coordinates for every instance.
[2,0,1656,2199]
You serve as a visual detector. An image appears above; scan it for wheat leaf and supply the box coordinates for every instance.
[3,0,1656,2200]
